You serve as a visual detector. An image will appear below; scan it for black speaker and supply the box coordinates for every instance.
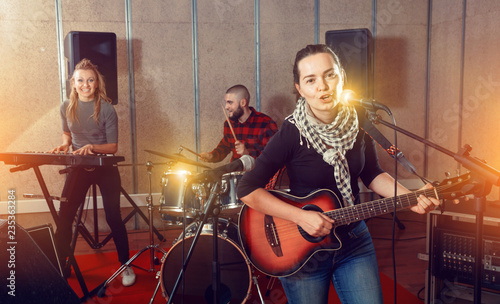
[325,28,374,99]
[0,220,80,303]
[64,31,118,104]
[26,224,63,277]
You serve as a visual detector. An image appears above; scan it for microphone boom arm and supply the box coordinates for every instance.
[372,116,500,187]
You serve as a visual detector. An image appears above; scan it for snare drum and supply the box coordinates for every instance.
[159,170,201,218]
[160,218,252,303]
[220,171,245,215]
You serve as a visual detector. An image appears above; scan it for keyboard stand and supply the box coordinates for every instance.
[73,185,165,250]
[8,163,165,302]
[8,164,92,300]
[33,165,60,226]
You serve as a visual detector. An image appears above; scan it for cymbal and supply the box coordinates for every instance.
[144,149,211,169]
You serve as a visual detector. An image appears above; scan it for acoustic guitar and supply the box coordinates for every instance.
[238,173,471,277]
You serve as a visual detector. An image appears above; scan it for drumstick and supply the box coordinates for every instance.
[180,145,201,157]
[221,103,237,141]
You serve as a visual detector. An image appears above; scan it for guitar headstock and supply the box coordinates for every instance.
[437,172,473,200]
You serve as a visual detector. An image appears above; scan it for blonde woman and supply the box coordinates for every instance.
[50,58,135,287]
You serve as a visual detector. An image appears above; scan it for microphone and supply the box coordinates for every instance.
[341,90,392,116]
[203,155,255,181]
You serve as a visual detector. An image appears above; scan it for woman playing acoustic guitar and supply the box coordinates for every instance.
[237,44,441,304]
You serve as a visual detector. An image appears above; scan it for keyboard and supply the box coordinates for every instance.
[0,152,125,167]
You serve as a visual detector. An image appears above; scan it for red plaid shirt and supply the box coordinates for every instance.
[210,107,278,163]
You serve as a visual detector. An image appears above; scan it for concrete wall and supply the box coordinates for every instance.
[1,0,500,230]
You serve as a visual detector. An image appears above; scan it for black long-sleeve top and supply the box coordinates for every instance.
[237,115,385,205]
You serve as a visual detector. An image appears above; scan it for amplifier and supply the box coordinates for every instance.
[434,229,500,290]
[426,210,500,303]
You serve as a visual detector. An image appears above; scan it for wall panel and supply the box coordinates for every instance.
[1,0,500,212]
[461,0,500,200]
[0,1,62,203]
[259,1,315,125]
[427,0,463,180]
[374,0,430,180]
[130,1,193,194]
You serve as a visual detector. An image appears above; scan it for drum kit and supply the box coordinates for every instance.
[113,148,267,303]
[158,165,247,225]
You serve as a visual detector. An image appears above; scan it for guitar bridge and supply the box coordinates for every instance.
[264,215,283,257]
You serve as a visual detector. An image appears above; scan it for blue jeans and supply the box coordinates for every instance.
[279,221,383,304]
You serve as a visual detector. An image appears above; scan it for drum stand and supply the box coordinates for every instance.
[155,177,266,304]
[158,179,225,304]
[97,161,168,298]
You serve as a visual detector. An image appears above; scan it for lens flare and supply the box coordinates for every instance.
[340,89,356,105]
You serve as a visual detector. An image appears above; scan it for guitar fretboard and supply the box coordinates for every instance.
[328,188,439,226]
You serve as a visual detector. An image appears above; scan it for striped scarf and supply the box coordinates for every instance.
[292,97,359,206]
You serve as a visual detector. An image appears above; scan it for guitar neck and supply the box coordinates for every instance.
[327,187,440,226]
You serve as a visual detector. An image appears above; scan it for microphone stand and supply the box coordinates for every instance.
[167,179,222,304]
[367,112,500,304]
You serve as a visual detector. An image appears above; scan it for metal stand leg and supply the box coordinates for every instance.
[149,271,164,304]
[167,180,221,304]
[97,162,167,298]
[252,275,266,304]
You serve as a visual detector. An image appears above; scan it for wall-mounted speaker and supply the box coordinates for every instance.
[325,28,374,99]
[64,31,118,105]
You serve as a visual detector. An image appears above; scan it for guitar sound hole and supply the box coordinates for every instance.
[298,204,327,243]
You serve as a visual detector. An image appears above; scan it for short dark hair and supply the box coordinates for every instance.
[226,84,250,103]
[293,44,343,85]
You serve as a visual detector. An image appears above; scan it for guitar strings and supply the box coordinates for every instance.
[258,181,462,242]
[262,190,428,240]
